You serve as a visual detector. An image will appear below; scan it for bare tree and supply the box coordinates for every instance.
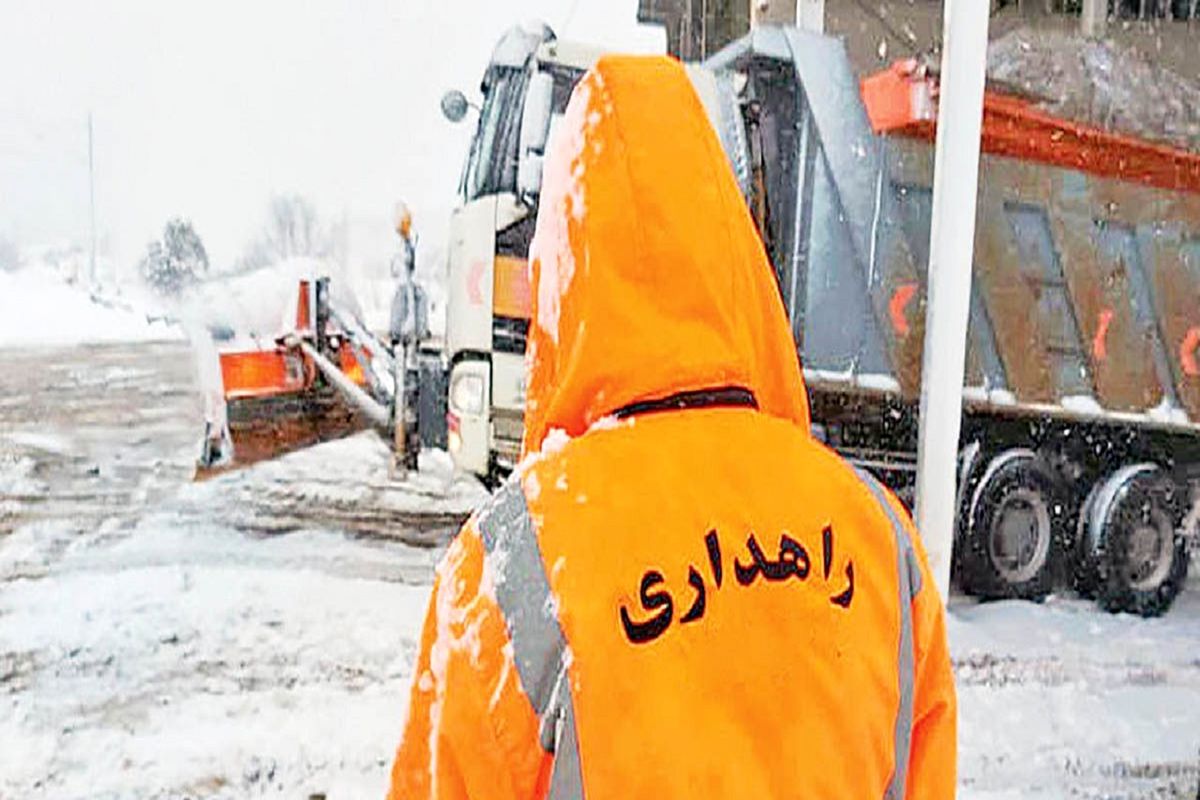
[239,193,336,270]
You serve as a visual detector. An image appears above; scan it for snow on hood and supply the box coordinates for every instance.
[521,56,809,457]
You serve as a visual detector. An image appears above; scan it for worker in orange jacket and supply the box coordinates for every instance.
[387,54,956,800]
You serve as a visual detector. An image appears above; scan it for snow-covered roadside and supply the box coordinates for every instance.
[0,335,485,799]
[0,517,437,799]
[0,269,180,348]
[951,591,1200,799]
[5,520,1197,799]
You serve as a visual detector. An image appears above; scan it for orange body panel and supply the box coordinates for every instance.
[219,349,307,399]
[389,55,954,800]
[338,343,366,386]
[219,341,367,400]
[493,255,533,319]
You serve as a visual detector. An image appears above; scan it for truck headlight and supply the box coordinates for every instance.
[449,373,485,416]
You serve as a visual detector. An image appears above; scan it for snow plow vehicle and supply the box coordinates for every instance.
[200,24,1200,615]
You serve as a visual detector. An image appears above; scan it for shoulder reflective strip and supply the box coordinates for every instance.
[476,482,564,715]
[853,468,920,800]
[476,481,585,799]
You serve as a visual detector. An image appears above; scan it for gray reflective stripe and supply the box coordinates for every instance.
[543,663,584,800]
[854,468,920,800]
[476,481,585,799]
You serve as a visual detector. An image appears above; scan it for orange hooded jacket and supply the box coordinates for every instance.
[388,55,955,800]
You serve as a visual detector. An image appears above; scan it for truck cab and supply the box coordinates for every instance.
[442,25,600,479]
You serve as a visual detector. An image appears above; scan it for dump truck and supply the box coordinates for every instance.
[435,25,1200,616]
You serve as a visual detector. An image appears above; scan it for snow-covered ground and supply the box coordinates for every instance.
[0,268,181,348]
[0,341,483,799]
[1,341,1198,798]
[951,593,1200,799]
[0,520,435,799]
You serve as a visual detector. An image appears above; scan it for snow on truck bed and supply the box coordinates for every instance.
[987,27,1200,153]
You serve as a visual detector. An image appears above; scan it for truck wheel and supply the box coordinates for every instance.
[1085,465,1188,617]
[961,449,1063,600]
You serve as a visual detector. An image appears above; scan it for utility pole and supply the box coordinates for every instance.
[914,0,990,603]
[88,111,96,285]
[1081,0,1108,37]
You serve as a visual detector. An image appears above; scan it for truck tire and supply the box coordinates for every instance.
[1072,480,1104,600]
[953,441,986,587]
[1084,465,1188,617]
[961,449,1063,601]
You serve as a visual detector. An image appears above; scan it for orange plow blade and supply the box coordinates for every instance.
[195,341,376,480]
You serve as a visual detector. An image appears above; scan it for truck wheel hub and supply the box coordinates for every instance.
[988,488,1052,584]
[1125,509,1174,591]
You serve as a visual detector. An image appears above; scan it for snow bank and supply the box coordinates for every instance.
[181,433,489,523]
[0,268,181,348]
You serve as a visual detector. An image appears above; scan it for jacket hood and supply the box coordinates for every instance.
[521,55,809,457]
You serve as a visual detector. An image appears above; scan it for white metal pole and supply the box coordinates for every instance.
[914,0,990,603]
[1081,0,1108,38]
[796,0,824,32]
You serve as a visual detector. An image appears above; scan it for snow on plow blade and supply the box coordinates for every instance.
[194,277,391,480]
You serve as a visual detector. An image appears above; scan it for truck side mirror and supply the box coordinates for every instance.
[441,90,470,123]
[517,72,555,200]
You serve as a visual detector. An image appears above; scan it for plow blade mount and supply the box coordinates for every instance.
[195,277,392,480]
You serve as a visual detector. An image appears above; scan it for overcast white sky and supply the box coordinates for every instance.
[0,1,663,275]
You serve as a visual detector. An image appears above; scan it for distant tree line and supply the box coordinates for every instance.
[137,194,341,295]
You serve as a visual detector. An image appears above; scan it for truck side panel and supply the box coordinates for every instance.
[884,138,1200,420]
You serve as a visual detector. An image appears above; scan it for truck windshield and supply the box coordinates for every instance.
[463,67,526,201]
[462,63,584,202]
